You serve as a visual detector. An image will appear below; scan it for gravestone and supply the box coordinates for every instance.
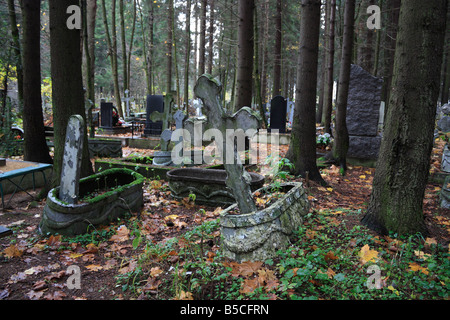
[59,115,85,205]
[438,116,450,133]
[0,225,12,238]
[100,102,114,129]
[194,75,261,214]
[143,95,164,136]
[269,96,287,133]
[442,145,450,173]
[346,65,383,162]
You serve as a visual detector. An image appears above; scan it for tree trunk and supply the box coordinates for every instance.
[322,0,336,133]
[86,0,97,107]
[286,0,325,185]
[184,0,192,110]
[7,0,23,108]
[120,0,128,93]
[166,0,173,93]
[145,0,154,95]
[381,0,400,113]
[235,0,254,110]
[49,0,94,185]
[207,0,215,75]
[101,0,123,117]
[272,0,282,97]
[127,0,137,92]
[317,0,329,125]
[362,0,447,236]
[21,0,52,165]
[198,0,207,76]
[332,0,354,172]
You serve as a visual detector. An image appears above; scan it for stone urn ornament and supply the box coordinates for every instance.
[194,75,310,262]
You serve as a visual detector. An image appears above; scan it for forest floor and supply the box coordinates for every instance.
[0,139,449,302]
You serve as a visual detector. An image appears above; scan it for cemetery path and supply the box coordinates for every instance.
[0,143,449,300]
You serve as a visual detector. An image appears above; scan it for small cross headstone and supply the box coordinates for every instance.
[270,96,287,133]
[59,115,85,205]
[194,75,260,214]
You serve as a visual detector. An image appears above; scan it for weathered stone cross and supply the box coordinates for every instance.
[59,115,85,205]
[194,75,260,214]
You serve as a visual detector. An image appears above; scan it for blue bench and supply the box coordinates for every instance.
[0,161,53,210]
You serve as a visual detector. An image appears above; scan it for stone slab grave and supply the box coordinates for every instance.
[0,225,12,238]
[100,102,114,129]
[346,64,383,164]
[269,96,287,134]
[59,115,85,205]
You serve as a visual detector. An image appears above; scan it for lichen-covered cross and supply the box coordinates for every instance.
[194,75,261,214]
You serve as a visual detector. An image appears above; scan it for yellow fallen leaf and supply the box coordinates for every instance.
[424,237,437,247]
[326,188,333,192]
[150,267,163,277]
[164,215,179,221]
[408,263,429,275]
[359,244,378,265]
[388,285,399,296]
[359,175,366,180]
[69,253,83,259]
[86,264,103,271]
[3,245,23,258]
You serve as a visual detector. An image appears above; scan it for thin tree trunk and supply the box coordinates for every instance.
[120,0,128,93]
[86,0,97,107]
[286,0,325,185]
[101,0,123,117]
[184,0,192,111]
[207,0,215,74]
[198,0,207,76]
[253,6,267,128]
[322,0,336,134]
[272,0,282,97]
[332,0,355,173]
[21,0,52,165]
[235,0,254,110]
[317,0,329,125]
[127,0,137,91]
[146,0,154,95]
[362,0,447,236]
[167,0,173,93]
[7,0,23,108]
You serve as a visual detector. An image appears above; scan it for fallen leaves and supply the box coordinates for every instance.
[359,244,379,265]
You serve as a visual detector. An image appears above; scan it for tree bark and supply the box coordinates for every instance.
[272,0,282,97]
[322,0,336,133]
[7,0,23,108]
[332,0,355,172]
[49,0,94,185]
[21,0,52,165]
[362,0,448,236]
[101,0,123,117]
[184,0,192,110]
[207,0,215,75]
[198,0,207,77]
[235,0,254,110]
[120,0,128,93]
[286,0,325,185]
[166,0,174,93]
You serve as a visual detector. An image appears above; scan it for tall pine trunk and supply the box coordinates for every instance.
[235,0,254,110]
[286,0,325,185]
[21,0,52,165]
[198,0,207,77]
[49,0,94,185]
[272,0,282,97]
[362,0,447,236]
[7,0,23,108]
[332,0,355,172]
[322,0,335,133]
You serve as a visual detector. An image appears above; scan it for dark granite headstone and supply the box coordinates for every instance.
[100,102,114,129]
[144,95,164,136]
[346,65,383,137]
[346,65,383,162]
[270,96,287,133]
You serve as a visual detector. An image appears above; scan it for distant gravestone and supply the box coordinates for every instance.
[346,65,383,162]
[59,115,85,205]
[144,95,164,136]
[100,102,114,129]
[269,96,287,133]
[346,65,383,137]
[442,145,450,173]
[438,116,450,133]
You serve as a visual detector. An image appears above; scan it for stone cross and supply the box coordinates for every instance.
[59,115,85,205]
[123,89,132,118]
[194,75,260,214]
